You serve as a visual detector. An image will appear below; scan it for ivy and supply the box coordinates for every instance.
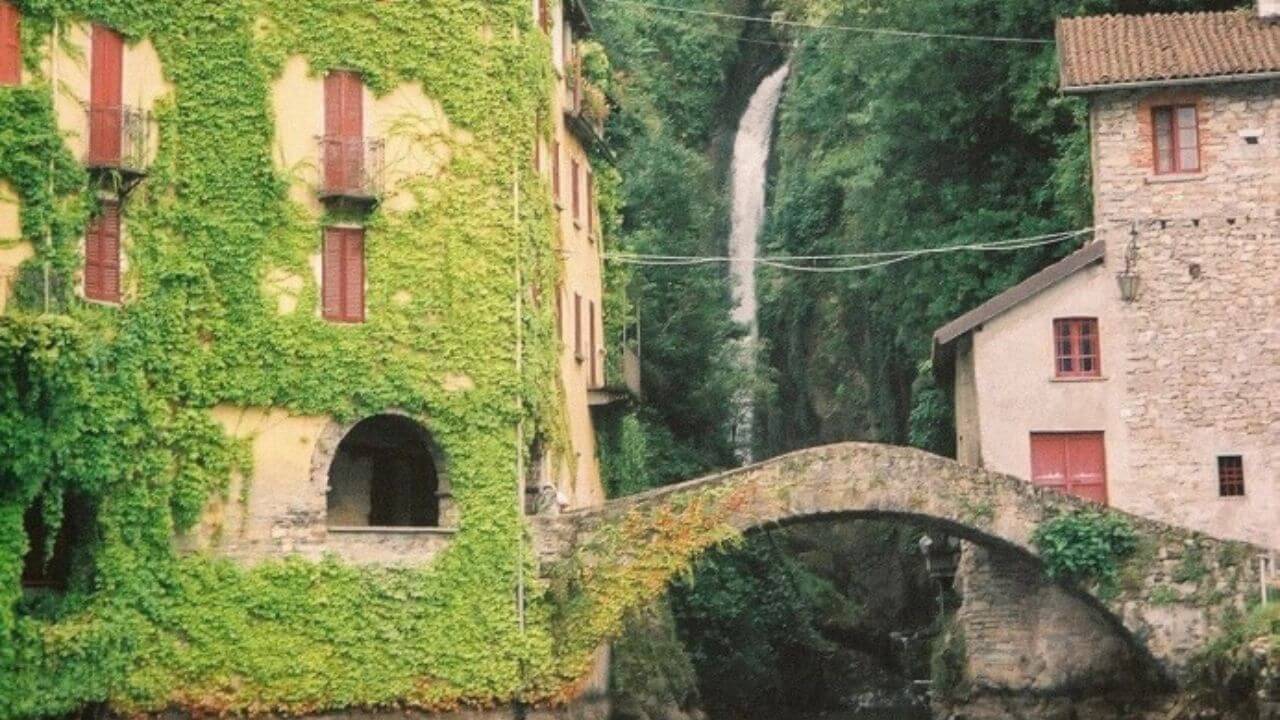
[0,0,588,716]
[1031,510,1138,588]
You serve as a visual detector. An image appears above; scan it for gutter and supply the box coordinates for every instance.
[1062,70,1280,95]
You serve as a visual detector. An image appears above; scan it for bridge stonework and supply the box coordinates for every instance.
[532,443,1265,685]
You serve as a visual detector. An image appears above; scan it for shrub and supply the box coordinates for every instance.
[1032,510,1138,586]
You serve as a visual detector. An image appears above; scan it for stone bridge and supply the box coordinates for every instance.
[532,443,1266,687]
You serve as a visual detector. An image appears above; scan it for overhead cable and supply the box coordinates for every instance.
[597,0,1055,45]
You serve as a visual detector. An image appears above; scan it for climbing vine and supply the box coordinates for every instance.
[0,0,585,716]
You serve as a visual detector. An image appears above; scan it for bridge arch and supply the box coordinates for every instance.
[533,443,1265,688]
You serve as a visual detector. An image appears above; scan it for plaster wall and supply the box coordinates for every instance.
[0,180,29,314]
[182,406,457,567]
[967,257,1130,505]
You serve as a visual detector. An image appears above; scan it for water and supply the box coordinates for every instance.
[729,63,789,464]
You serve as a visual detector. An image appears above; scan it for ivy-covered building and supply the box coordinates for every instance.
[0,0,623,715]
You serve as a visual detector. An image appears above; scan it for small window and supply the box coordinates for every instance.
[1153,105,1200,174]
[1054,317,1101,378]
[323,226,365,323]
[571,158,580,221]
[573,291,583,361]
[84,200,121,303]
[0,1,20,86]
[552,140,560,202]
[1217,455,1245,497]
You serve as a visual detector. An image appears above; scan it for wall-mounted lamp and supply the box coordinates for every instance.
[1116,225,1140,302]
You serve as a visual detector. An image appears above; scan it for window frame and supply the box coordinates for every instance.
[0,0,20,86]
[1217,455,1245,497]
[1151,104,1201,175]
[1053,317,1102,379]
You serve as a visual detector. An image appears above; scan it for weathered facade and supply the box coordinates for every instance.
[935,5,1280,551]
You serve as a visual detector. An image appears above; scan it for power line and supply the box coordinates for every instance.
[597,0,1055,45]
[598,228,1094,273]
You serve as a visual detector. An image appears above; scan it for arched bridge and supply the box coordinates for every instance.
[532,443,1265,686]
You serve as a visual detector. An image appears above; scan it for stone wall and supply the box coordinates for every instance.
[1092,81,1280,550]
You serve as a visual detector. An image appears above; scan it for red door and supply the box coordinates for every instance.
[0,1,20,86]
[89,24,124,165]
[1030,432,1107,504]
[324,71,363,193]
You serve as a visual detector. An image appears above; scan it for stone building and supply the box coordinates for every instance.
[933,3,1280,550]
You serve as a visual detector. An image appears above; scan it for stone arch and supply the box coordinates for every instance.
[533,443,1266,685]
[311,411,454,528]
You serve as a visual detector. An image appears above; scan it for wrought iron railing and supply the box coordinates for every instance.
[85,104,150,173]
[317,135,385,201]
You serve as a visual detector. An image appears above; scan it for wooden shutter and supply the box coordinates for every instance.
[571,158,580,220]
[324,71,364,193]
[85,201,121,302]
[586,170,594,236]
[588,300,597,386]
[323,227,365,323]
[552,141,560,201]
[0,1,19,86]
[1030,432,1107,505]
[573,292,582,359]
[89,25,124,165]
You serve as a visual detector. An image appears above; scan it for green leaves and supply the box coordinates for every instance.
[1032,510,1138,586]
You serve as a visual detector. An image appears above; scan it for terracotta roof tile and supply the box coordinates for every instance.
[1057,10,1280,91]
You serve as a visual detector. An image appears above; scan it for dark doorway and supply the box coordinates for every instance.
[22,492,94,591]
[326,415,441,527]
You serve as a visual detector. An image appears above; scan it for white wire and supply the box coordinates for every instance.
[597,0,1055,45]
[595,228,1095,274]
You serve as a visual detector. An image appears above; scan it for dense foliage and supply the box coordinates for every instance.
[1032,509,1138,586]
[0,1,583,715]
[757,0,1242,457]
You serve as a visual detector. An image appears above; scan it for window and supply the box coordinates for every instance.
[1153,105,1199,174]
[22,492,94,591]
[327,415,443,528]
[323,70,364,196]
[552,140,560,202]
[1054,317,1100,378]
[1030,432,1108,504]
[1217,455,1245,497]
[84,200,121,303]
[88,24,124,166]
[573,291,583,360]
[571,158,580,222]
[588,299,598,387]
[323,226,365,323]
[586,169,594,238]
[537,0,551,33]
[0,1,19,86]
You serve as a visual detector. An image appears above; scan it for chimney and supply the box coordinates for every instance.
[1261,0,1280,21]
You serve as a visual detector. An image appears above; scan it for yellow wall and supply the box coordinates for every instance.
[0,180,31,314]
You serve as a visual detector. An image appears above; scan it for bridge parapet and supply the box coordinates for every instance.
[532,443,1265,687]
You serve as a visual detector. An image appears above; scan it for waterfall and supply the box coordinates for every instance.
[729,64,789,464]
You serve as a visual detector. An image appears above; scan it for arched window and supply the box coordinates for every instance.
[326,415,442,528]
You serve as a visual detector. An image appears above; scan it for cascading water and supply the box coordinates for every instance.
[729,63,789,464]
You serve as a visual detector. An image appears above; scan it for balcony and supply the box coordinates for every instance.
[317,135,385,208]
[563,58,609,150]
[85,104,150,193]
[589,335,642,407]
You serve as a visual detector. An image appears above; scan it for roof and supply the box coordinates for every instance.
[1057,10,1280,92]
[931,240,1106,379]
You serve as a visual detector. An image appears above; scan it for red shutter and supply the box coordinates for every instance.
[89,25,124,165]
[343,228,365,322]
[552,141,560,201]
[588,300,597,386]
[0,1,20,86]
[324,71,364,194]
[571,158,580,220]
[586,170,594,236]
[85,201,120,302]
[323,228,343,319]
[1030,432,1107,505]
[573,292,582,359]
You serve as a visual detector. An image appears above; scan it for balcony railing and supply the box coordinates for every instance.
[86,104,150,175]
[318,135,385,203]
